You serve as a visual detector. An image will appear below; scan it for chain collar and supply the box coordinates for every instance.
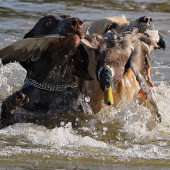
[24,78,78,91]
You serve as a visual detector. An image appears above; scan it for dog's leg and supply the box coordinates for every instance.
[1,91,29,126]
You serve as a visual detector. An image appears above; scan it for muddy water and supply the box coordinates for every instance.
[0,0,170,169]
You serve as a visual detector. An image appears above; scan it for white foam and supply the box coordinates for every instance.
[0,123,107,150]
[1,60,170,161]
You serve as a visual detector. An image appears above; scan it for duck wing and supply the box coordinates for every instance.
[0,34,65,65]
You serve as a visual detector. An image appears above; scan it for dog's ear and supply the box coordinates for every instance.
[73,44,93,81]
[74,68,94,80]
[157,33,166,49]
[23,28,34,39]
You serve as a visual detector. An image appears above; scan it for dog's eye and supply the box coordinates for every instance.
[47,19,52,26]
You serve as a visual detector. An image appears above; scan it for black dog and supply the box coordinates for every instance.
[0,15,93,127]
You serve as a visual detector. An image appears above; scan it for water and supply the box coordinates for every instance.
[0,0,170,169]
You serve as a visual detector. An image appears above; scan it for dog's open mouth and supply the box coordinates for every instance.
[43,33,81,52]
[40,33,81,43]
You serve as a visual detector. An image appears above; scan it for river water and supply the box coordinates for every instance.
[0,0,170,169]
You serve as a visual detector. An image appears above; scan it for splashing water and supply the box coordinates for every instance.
[0,52,169,170]
[0,79,170,166]
[0,53,169,170]
[0,59,12,101]
[0,45,169,168]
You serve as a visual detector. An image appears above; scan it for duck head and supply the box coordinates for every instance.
[97,66,114,105]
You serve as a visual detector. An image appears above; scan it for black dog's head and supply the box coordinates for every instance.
[106,16,166,49]
[0,14,93,82]
[20,15,92,83]
[24,15,84,39]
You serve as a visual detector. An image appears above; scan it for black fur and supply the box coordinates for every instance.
[0,15,92,128]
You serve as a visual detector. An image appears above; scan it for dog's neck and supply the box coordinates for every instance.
[24,78,78,91]
[26,52,76,85]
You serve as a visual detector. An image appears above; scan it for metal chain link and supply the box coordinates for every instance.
[24,78,78,91]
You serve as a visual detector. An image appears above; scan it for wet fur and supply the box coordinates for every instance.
[0,15,92,128]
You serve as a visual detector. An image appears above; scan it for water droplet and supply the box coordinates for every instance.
[76,118,79,121]
[165,125,169,130]
[85,96,90,102]
[65,55,67,57]
[136,99,139,104]
[101,118,107,124]
[60,121,65,127]
[94,132,97,136]
[103,127,108,131]
[0,59,3,68]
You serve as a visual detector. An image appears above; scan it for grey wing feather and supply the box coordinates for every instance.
[136,33,158,48]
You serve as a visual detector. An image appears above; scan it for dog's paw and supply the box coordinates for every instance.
[5,91,29,113]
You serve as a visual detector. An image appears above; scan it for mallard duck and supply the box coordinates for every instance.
[79,16,165,122]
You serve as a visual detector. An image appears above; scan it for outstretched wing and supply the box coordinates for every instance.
[129,38,161,122]
[0,34,65,65]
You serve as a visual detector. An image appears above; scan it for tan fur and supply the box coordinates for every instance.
[86,16,129,36]
[79,16,154,114]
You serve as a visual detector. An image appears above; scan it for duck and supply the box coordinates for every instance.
[79,15,165,122]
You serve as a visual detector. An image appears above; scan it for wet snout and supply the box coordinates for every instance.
[59,17,84,38]
[140,16,153,24]
[68,18,83,29]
